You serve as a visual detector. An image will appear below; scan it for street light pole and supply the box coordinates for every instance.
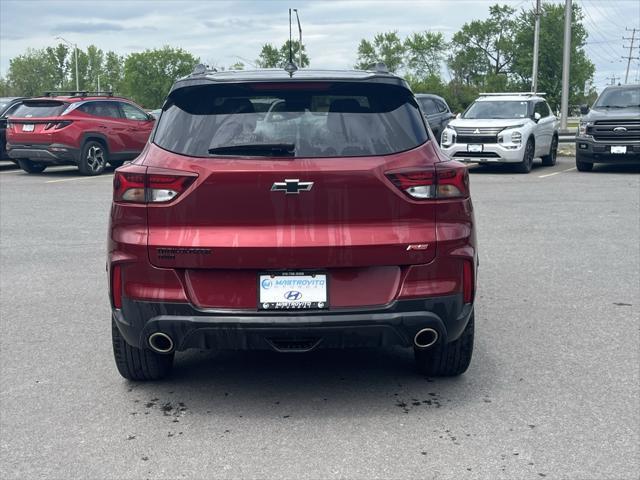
[531,0,541,92]
[559,0,572,132]
[56,36,79,91]
[293,9,302,68]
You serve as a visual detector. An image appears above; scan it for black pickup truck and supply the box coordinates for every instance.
[575,85,640,171]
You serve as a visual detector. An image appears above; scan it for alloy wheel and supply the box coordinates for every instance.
[86,145,105,172]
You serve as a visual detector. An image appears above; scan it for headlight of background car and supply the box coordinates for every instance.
[499,125,524,145]
[579,122,591,136]
[441,127,456,146]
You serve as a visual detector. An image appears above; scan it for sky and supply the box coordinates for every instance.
[1,0,639,91]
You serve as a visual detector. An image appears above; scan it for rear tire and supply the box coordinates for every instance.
[515,138,534,173]
[414,313,474,376]
[575,151,594,172]
[17,159,46,174]
[78,140,107,176]
[541,135,558,166]
[112,320,174,381]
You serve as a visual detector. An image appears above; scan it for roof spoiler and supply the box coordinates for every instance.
[479,92,546,97]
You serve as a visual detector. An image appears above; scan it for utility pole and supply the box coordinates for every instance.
[606,75,621,85]
[531,0,541,92]
[559,0,571,132]
[622,28,639,84]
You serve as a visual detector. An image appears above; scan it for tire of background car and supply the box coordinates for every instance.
[515,138,535,173]
[414,313,474,376]
[109,160,124,169]
[575,151,594,172]
[17,158,47,174]
[78,139,108,176]
[541,135,558,166]
[111,319,174,381]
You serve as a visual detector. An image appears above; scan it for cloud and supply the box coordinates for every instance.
[50,21,126,34]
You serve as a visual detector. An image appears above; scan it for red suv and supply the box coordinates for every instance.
[108,68,478,380]
[6,92,154,175]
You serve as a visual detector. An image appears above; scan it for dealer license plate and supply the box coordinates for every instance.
[611,146,627,154]
[22,124,34,132]
[468,144,483,152]
[259,273,328,310]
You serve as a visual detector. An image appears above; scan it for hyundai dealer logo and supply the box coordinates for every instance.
[261,278,273,289]
[284,290,302,301]
[613,127,627,133]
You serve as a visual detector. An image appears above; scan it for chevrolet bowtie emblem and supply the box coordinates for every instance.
[271,179,314,194]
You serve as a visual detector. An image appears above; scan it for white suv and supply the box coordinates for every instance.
[440,93,559,173]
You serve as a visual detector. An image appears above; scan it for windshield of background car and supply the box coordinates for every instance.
[10,100,68,118]
[153,82,428,157]
[463,100,529,119]
[593,86,640,108]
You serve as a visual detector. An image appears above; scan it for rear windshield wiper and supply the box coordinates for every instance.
[208,143,295,157]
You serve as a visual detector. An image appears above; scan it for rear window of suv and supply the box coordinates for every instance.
[153,82,428,158]
[11,100,68,118]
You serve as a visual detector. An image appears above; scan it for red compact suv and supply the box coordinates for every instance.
[6,92,154,175]
[108,68,478,380]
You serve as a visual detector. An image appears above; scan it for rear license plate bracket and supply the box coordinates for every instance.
[258,272,328,310]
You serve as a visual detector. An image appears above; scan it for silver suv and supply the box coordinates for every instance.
[440,93,559,173]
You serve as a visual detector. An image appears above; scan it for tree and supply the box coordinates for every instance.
[510,2,594,110]
[46,43,69,89]
[103,51,124,92]
[6,48,58,96]
[256,41,309,68]
[86,45,104,90]
[448,4,518,82]
[355,31,405,72]
[229,61,245,70]
[122,46,199,107]
[404,31,446,79]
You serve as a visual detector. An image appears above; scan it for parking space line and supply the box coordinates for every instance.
[0,170,23,175]
[46,175,114,184]
[538,167,576,178]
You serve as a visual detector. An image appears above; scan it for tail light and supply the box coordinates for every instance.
[462,259,475,303]
[112,264,122,308]
[386,161,469,200]
[113,166,197,204]
[54,120,72,129]
[44,121,73,130]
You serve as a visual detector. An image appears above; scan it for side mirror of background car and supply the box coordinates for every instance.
[579,104,589,115]
[147,113,155,121]
[455,113,461,119]
[533,112,541,122]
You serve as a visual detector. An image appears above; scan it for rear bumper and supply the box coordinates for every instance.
[575,137,640,163]
[6,143,79,164]
[113,294,473,353]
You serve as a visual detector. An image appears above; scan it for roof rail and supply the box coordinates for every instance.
[479,92,546,97]
[43,91,114,98]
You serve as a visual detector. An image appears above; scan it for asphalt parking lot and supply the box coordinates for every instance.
[0,156,638,479]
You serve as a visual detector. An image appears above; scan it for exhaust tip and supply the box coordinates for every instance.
[414,328,439,349]
[148,332,174,354]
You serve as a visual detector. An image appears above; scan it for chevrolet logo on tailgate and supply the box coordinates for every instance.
[271,179,314,194]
